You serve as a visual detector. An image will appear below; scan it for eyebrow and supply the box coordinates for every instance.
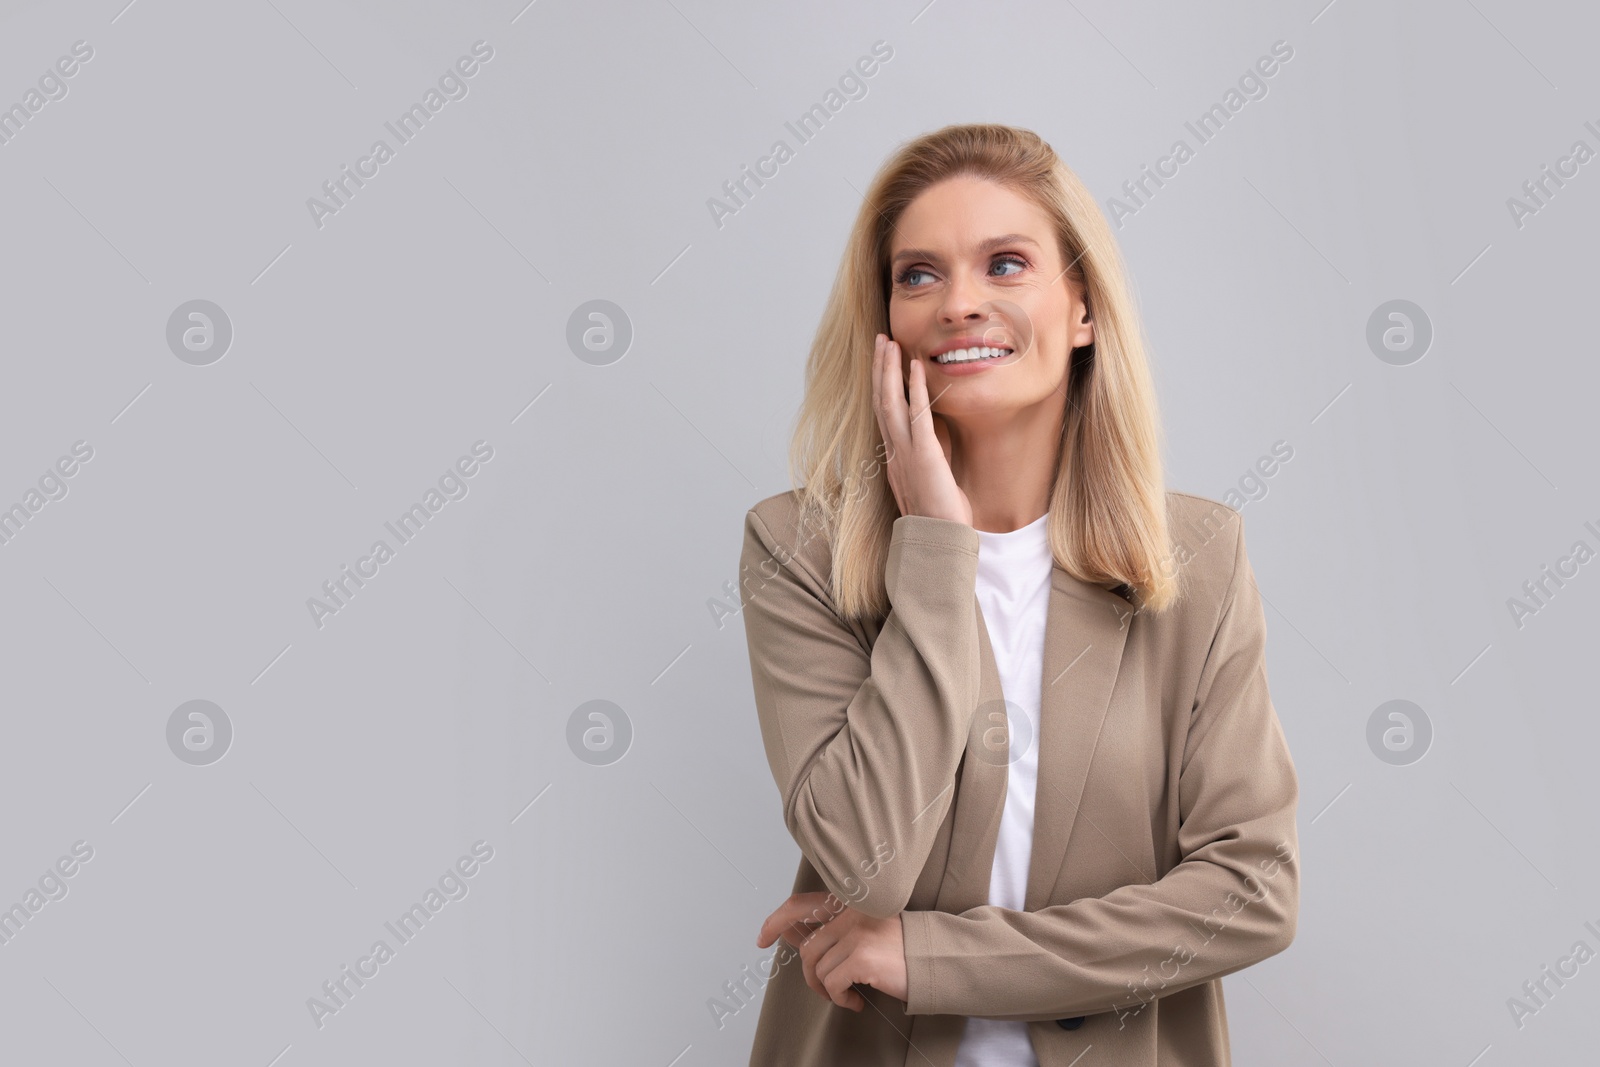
[889,233,1041,267]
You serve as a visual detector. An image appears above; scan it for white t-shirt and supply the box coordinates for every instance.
[954,512,1054,1067]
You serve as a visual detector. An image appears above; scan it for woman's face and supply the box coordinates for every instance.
[885,175,1092,422]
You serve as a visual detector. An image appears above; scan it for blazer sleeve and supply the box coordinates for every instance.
[899,517,1300,1020]
[740,505,982,920]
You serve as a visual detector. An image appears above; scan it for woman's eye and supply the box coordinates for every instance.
[898,267,932,287]
[993,255,1027,277]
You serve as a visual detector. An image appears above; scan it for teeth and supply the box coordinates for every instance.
[933,346,1013,364]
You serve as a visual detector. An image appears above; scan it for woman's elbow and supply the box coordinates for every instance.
[1260,873,1299,958]
[843,880,913,920]
[787,830,917,919]
[1232,858,1298,961]
[784,784,917,916]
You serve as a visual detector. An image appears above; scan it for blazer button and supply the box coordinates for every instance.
[1056,1016,1085,1030]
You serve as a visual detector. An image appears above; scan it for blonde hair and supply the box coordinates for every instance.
[788,122,1179,620]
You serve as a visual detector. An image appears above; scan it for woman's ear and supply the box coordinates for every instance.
[1074,307,1094,349]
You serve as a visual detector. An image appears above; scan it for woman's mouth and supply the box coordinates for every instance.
[931,345,1014,365]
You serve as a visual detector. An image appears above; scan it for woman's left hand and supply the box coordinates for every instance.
[756,892,908,1010]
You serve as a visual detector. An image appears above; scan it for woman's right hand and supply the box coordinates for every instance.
[872,333,973,527]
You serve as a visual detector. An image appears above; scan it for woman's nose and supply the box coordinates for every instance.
[939,268,988,323]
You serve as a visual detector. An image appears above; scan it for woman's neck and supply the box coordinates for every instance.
[943,402,1063,533]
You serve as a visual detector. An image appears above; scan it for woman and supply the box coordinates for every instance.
[737,123,1298,1066]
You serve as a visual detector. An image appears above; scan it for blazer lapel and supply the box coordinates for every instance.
[902,568,1136,1062]
[931,597,1009,913]
[1024,567,1133,911]
[930,567,1133,915]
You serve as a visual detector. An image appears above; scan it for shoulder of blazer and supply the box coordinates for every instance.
[744,488,835,588]
[1162,489,1247,631]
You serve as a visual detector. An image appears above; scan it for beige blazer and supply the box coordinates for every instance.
[737,489,1299,1066]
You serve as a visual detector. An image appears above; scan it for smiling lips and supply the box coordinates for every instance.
[930,344,1014,365]
[926,334,1016,365]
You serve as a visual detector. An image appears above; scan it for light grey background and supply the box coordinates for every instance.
[1,0,1595,1063]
